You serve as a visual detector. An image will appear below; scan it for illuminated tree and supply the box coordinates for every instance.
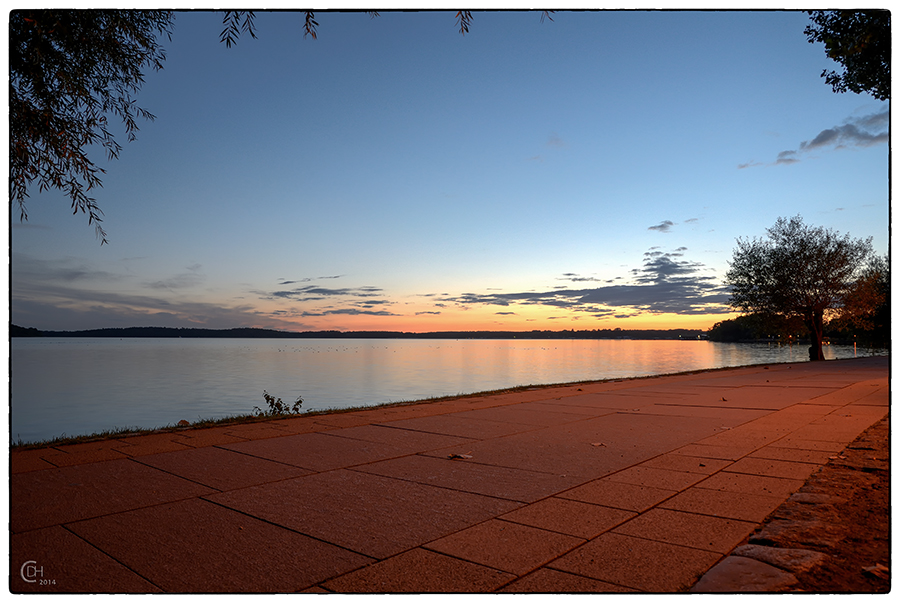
[725,216,878,360]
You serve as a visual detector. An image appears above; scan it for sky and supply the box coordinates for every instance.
[8,8,891,333]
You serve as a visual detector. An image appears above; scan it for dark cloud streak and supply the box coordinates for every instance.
[740,108,888,168]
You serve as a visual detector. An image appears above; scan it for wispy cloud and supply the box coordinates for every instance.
[740,108,888,168]
[296,308,400,317]
[277,275,344,286]
[268,285,383,302]
[648,220,675,233]
[145,264,205,291]
[558,273,604,283]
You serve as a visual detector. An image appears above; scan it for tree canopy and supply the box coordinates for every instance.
[804,10,891,100]
[9,10,174,244]
[725,216,879,360]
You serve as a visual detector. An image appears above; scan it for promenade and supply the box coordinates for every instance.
[9,356,889,593]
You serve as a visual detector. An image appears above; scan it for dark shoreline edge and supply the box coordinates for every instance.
[10,356,885,450]
[12,324,707,340]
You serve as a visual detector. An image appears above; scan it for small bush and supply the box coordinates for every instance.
[254,390,303,417]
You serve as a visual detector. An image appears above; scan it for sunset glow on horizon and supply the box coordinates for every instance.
[9,10,889,334]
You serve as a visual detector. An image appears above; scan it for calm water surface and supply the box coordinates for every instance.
[10,338,876,444]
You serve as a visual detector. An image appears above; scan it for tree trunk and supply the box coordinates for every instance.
[805,309,826,361]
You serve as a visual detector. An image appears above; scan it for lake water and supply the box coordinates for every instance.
[9,337,878,444]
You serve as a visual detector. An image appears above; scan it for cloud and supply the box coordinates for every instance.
[268,285,383,302]
[12,254,126,284]
[558,273,603,282]
[547,132,565,148]
[740,108,888,168]
[278,275,344,285]
[297,308,400,317]
[436,248,731,317]
[145,266,205,290]
[648,220,675,233]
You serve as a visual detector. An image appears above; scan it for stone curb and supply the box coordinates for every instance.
[691,415,889,593]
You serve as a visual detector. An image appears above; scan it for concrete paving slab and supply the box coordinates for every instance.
[500,568,638,593]
[637,452,731,474]
[354,453,583,502]
[552,392,686,411]
[612,507,757,553]
[724,456,819,481]
[449,404,596,427]
[320,423,473,453]
[695,471,806,498]
[499,496,635,539]
[108,433,196,456]
[134,446,311,491]
[630,404,769,421]
[558,478,678,512]
[311,413,387,429]
[321,547,515,593]
[425,519,585,575]
[693,429,783,452]
[549,531,721,592]
[10,459,216,533]
[425,411,742,479]
[682,386,835,410]
[605,465,708,491]
[658,486,784,523]
[772,436,850,453]
[220,431,411,471]
[522,399,622,416]
[221,422,303,440]
[206,469,520,559]
[849,387,889,407]
[67,498,371,592]
[798,379,888,407]
[35,440,131,467]
[670,442,760,461]
[752,445,843,466]
[9,449,58,473]
[378,413,543,439]
[10,525,162,593]
[165,425,251,447]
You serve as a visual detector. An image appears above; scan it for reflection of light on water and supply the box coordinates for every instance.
[11,338,887,444]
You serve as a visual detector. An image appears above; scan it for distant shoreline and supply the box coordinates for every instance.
[11,324,707,341]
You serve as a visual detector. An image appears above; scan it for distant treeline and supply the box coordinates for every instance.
[11,325,705,340]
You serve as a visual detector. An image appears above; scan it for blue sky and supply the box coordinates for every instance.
[9,9,890,332]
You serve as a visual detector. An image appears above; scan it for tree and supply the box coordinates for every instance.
[827,254,890,348]
[9,10,174,244]
[707,313,804,343]
[804,10,890,101]
[725,216,878,361]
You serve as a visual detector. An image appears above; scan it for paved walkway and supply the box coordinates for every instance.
[9,356,888,593]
